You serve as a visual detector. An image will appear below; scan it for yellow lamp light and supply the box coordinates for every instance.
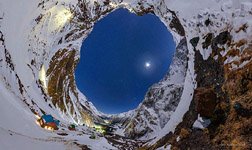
[39,65,47,92]
[55,8,73,27]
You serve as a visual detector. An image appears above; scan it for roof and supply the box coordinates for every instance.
[41,115,60,126]
[42,115,54,123]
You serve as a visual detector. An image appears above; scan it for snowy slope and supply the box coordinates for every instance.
[0,0,116,149]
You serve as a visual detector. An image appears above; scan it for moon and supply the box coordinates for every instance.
[145,62,151,68]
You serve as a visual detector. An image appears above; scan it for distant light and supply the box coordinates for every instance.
[109,2,117,8]
[44,126,54,131]
[55,8,72,27]
[35,114,41,119]
[35,120,40,126]
[39,65,47,92]
[145,62,151,68]
[48,6,73,32]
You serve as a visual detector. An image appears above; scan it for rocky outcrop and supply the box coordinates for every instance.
[47,49,78,112]
[194,87,217,118]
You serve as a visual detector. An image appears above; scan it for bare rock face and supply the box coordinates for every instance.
[47,49,78,112]
[194,87,217,118]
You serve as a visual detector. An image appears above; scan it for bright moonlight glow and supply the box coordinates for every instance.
[48,6,73,32]
[55,8,72,27]
[145,62,151,68]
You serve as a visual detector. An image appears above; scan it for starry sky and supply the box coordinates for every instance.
[75,8,175,114]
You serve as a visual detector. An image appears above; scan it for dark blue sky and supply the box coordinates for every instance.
[75,8,175,114]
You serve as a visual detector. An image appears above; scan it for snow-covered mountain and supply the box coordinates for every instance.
[1,0,252,149]
[123,38,188,140]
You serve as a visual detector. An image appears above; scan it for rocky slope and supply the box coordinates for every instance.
[123,38,188,140]
[0,0,252,149]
